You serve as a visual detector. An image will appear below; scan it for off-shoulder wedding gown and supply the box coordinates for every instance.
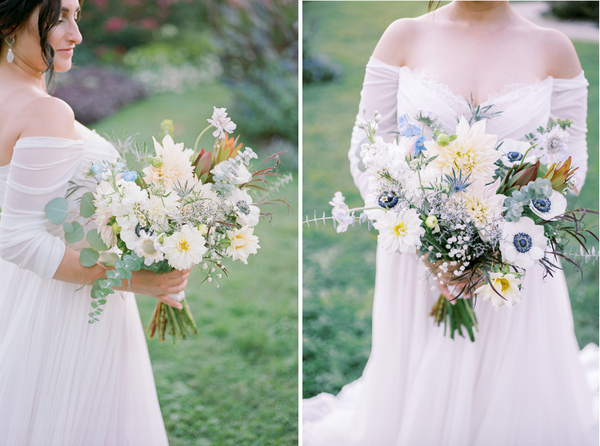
[0,126,168,445]
[303,58,598,446]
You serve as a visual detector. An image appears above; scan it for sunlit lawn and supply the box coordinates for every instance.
[94,82,299,445]
[302,2,599,398]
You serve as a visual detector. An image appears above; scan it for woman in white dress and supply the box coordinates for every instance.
[304,2,597,445]
[0,1,190,444]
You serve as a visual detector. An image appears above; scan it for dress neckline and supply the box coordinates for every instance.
[369,57,585,108]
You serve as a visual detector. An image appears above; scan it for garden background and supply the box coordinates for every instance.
[303,1,599,399]
[58,1,298,444]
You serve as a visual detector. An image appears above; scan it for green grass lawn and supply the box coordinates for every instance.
[94,83,299,445]
[302,2,599,399]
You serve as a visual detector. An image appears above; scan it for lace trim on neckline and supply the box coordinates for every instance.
[398,65,552,113]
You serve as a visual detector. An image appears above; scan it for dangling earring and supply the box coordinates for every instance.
[5,36,15,63]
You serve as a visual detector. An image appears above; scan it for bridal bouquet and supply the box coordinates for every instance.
[311,109,597,342]
[46,108,292,342]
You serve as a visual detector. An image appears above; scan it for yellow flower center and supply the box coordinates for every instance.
[450,145,476,174]
[393,222,407,237]
[493,277,511,293]
[465,198,486,224]
[177,239,190,253]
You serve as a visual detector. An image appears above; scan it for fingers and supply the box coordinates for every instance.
[157,294,183,310]
[165,278,188,295]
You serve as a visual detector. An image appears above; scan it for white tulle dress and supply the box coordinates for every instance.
[303,58,598,446]
[0,126,168,446]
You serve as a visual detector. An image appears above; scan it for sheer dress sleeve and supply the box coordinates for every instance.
[348,57,400,202]
[0,138,84,278]
[551,73,589,192]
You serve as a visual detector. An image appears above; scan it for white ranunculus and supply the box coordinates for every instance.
[457,178,505,229]
[475,272,523,311]
[373,208,425,254]
[500,217,548,269]
[529,190,567,221]
[226,226,260,264]
[143,135,195,189]
[498,139,536,168]
[147,190,181,228]
[164,225,208,270]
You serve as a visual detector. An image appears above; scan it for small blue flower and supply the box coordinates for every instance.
[115,162,126,173]
[402,123,421,138]
[398,115,408,129]
[444,169,473,194]
[122,170,138,182]
[91,163,105,174]
[513,232,533,253]
[378,191,399,209]
[413,136,426,156]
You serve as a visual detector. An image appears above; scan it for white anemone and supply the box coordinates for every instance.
[500,217,548,269]
[134,230,165,266]
[529,190,567,221]
[498,139,536,168]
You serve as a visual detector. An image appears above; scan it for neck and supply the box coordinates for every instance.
[447,1,513,28]
[0,46,47,91]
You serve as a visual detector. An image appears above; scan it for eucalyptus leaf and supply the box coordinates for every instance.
[80,192,96,218]
[79,248,100,267]
[91,301,98,309]
[86,229,109,251]
[64,221,84,243]
[45,197,69,225]
[63,221,74,233]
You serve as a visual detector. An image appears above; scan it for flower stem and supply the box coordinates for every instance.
[193,125,213,157]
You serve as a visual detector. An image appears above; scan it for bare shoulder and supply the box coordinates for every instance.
[372,18,422,67]
[538,27,582,79]
[17,96,79,140]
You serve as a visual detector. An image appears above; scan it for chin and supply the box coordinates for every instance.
[54,61,73,73]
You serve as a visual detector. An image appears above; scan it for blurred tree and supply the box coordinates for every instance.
[545,1,599,24]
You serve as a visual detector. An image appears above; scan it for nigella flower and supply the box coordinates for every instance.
[533,126,569,164]
[498,139,535,168]
[529,190,567,221]
[444,169,473,194]
[475,272,523,311]
[208,106,237,139]
[413,136,426,157]
[500,217,548,269]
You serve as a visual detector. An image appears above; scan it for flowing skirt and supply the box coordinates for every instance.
[0,259,168,446]
[304,245,598,446]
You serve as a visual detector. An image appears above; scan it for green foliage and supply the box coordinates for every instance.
[45,197,69,224]
[64,222,84,243]
[80,192,97,218]
[80,248,100,268]
[86,229,109,252]
[545,1,599,23]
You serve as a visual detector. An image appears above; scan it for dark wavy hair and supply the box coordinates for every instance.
[0,0,62,77]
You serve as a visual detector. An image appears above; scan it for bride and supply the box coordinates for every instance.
[304,1,597,445]
[0,0,190,444]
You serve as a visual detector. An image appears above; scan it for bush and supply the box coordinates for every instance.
[207,0,298,143]
[53,66,147,124]
[302,22,342,85]
[545,1,599,24]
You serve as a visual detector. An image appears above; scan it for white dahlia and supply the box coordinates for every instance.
[457,178,505,229]
[143,135,194,189]
[424,116,500,183]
